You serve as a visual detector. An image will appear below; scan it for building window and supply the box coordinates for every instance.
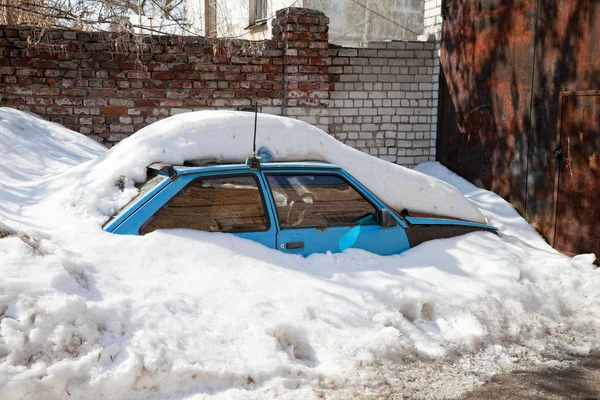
[250,0,268,25]
[205,0,217,36]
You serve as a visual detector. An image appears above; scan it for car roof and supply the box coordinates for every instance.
[149,161,341,178]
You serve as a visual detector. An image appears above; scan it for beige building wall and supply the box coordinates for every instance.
[304,0,423,46]
[184,0,424,45]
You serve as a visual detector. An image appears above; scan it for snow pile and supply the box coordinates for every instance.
[0,109,105,226]
[1,109,599,400]
[39,110,485,224]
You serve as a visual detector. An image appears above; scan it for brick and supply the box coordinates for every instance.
[406,42,425,50]
[358,49,378,57]
[128,71,151,79]
[110,125,134,133]
[55,98,83,106]
[366,42,387,49]
[337,49,358,57]
[101,107,126,115]
[109,99,135,107]
[159,100,183,107]
[47,107,72,115]
[332,57,349,65]
[386,41,406,50]
[134,99,159,107]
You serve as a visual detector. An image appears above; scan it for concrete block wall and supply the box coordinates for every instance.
[422,0,443,41]
[327,41,438,167]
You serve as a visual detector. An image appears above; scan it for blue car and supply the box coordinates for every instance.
[103,160,496,256]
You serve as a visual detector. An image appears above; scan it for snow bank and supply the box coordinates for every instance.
[1,110,599,400]
[40,110,485,223]
[0,108,105,184]
[0,108,105,231]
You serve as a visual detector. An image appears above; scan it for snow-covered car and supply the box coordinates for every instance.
[102,113,496,256]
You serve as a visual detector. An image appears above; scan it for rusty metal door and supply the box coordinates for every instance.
[438,0,600,259]
[552,91,600,257]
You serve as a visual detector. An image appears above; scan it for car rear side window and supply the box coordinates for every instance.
[140,175,269,234]
[103,171,166,229]
[266,174,377,229]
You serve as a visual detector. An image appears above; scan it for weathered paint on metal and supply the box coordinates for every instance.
[526,0,600,245]
[552,91,600,257]
[438,0,537,214]
[438,0,600,259]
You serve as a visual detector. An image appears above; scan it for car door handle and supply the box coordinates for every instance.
[286,241,304,249]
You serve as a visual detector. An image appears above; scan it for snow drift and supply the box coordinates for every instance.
[1,108,599,400]
[38,110,485,224]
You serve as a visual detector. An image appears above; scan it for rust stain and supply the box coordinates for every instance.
[439,0,600,261]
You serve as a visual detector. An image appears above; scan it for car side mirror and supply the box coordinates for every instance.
[377,208,396,228]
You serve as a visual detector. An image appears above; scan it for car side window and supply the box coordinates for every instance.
[140,174,269,234]
[266,174,377,229]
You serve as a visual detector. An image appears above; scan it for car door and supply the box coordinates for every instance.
[262,169,410,256]
[112,170,278,249]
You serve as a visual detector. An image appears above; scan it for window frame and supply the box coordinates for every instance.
[205,0,217,36]
[103,172,170,232]
[138,172,271,235]
[249,0,268,26]
[263,171,381,231]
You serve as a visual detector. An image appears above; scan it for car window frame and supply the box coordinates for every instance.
[263,170,381,231]
[103,171,171,232]
[138,172,272,235]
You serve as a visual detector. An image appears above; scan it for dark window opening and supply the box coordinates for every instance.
[205,0,217,36]
[254,0,267,21]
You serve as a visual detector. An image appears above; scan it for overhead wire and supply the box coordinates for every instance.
[214,0,302,40]
[349,0,420,36]
[331,0,398,43]
[332,0,420,43]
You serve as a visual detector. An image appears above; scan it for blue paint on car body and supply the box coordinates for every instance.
[338,225,361,252]
[103,161,496,256]
[404,216,497,231]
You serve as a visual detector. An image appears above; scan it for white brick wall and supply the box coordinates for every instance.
[422,0,443,41]
[327,40,438,168]
[288,3,445,169]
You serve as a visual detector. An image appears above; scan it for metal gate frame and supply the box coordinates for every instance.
[551,89,600,250]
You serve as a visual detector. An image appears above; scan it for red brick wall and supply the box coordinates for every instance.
[0,7,329,145]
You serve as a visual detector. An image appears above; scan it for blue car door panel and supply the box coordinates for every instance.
[104,163,495,256]
[110,170,278,250]
[261,170,410,256]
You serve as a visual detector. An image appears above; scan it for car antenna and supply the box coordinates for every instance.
[245,104,261,169]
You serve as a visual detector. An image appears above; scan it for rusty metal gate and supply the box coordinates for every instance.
[438,0,600,259]
[553,91,600,256]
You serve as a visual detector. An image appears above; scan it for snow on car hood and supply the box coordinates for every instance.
[39,110,485,224]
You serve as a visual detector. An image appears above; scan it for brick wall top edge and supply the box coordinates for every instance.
[0,26,281,49]
[275,7,327,18]
[331,40,437,51]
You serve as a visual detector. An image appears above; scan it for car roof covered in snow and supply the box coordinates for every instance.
[152,161,340,177]
[37,110,486,223]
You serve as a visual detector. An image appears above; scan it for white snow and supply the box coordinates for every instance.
[38,109,485,224]
[0,108,599,400]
